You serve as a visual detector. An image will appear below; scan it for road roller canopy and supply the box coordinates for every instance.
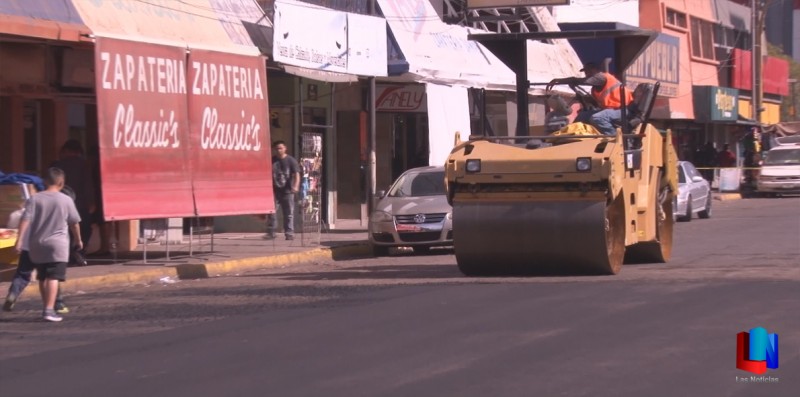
[467,29,658,138]
[467,29,657,79]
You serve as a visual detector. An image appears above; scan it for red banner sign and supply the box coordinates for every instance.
[730,49,790,96]
[95,37,194,220]
[95,37,274,220]
[188,50,273,216]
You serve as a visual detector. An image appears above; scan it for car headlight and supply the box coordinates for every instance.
[576,157,592,172]
[466,159,481,173]
[446,212,452,220]
[370,211,393,223]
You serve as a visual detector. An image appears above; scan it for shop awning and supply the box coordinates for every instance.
[0,0,90,42]
[71,0,266,55]
[377,0,516,90]
[71,0,275,220]
[378,0,581,93]
[764,121,800,137]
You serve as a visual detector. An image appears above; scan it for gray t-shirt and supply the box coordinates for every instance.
[22,191,81,264]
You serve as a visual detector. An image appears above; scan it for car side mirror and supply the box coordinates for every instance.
[376,190,386,198]
[691,176,705,183]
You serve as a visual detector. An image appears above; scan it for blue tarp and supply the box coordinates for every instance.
[0,172,44,192]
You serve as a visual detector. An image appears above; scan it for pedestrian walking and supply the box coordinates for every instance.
[14,167,82,322]
[3,193,73,314]
[264,141,301,241]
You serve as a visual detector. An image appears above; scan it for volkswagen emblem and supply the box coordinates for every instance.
[413,213,426,224]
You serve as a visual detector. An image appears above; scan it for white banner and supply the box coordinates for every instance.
[426,84,471,166]
[347,13,388,77]
[273,0,347,73]
[272,0,387,77]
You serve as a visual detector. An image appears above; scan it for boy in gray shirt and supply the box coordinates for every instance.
[15,167,82,322]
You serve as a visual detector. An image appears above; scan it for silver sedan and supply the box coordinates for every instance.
[673,161,712,222]
[369,166,453,255]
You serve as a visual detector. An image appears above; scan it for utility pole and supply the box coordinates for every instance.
[751,0,764,123]
[367,0,378,217]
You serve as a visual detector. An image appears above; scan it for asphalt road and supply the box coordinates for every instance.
[1,197,798,397]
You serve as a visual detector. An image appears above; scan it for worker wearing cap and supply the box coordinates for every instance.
[546,62,633,136]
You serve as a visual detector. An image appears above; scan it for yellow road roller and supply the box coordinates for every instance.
[445,29,678,276]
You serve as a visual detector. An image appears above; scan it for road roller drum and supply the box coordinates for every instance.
[453,197,626,275]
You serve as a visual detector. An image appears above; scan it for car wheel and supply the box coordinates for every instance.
[413,246,431,255]
[677,197,692,222]
[698,194,712,219]
[372,245,390,257]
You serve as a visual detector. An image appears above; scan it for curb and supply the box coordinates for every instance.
[12,242,373,299]
[713,193,742,201]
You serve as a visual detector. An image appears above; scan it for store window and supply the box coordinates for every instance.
[665,8,687,30]
[690,17,716,61]
[714,25,749,50]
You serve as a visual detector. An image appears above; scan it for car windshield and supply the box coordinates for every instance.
[763,148,800,165]
[388,171,446,197]
[678,165,686,183]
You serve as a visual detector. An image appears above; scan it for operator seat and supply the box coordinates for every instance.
[627,82,660,131]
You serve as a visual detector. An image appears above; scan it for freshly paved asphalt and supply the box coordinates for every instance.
[1,197,798,397]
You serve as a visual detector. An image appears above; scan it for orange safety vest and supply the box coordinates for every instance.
[591,73,632,109]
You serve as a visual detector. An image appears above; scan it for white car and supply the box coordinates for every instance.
[757,143,800,196]
[368,166,453,255]
[674,161,712,222]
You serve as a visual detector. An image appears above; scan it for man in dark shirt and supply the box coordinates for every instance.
[546,62,633,135]
[51,139,94,260]
[265,141,301,240]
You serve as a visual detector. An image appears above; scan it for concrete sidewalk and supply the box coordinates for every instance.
[1,230,371,298]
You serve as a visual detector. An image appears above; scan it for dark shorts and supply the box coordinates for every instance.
[35,262,67,282]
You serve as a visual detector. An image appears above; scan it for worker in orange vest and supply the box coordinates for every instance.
[546,62,633,136]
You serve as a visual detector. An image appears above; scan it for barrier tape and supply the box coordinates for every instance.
[694,167,762,170]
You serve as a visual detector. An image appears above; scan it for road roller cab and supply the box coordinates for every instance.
[445,29,678,276]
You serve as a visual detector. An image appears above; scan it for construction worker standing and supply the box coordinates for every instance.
[546,62,633,136]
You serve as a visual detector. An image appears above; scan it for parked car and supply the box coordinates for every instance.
[756,143,800,196]
[369,166,452,255]
[674,161,712,222]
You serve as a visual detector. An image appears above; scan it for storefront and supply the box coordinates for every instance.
[0,0,274,250]
[0,0,93,176]
[266,0,387,229]
[693,85,756,165]
[373,84,431,188]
